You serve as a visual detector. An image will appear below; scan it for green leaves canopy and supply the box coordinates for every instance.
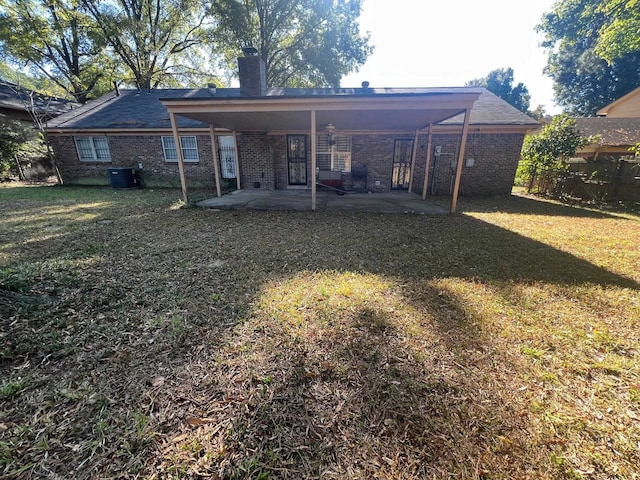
[466,68,531,114]
[0,0,113,103]
[209,0,373,87]
[537,0,640,115]
[81,0,211,90]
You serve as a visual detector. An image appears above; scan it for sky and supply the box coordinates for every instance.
[341,0,561,114]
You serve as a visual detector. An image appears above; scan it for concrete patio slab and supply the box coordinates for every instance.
[197,189,449,214]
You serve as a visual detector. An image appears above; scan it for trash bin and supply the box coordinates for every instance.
[108,168,140,188]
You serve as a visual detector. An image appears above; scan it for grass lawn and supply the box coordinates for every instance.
[1,184,639,479]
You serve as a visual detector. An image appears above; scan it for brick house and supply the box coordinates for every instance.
[47,55,538,212]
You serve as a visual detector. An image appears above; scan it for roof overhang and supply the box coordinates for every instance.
[160,92,481,132]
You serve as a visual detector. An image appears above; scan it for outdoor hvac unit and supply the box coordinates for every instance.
[108,168,140,188]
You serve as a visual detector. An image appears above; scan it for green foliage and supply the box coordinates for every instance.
[520,115,591,194]
[0,0,115,103]
[209,0,373,87]
[467,67,531,114]
[537,0,640,115]
[0,114,45,180]
[595,0,640,62]
[82,0,212,90]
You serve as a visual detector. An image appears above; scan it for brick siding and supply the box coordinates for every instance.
[50,133,216,187]
[50,130,525,195]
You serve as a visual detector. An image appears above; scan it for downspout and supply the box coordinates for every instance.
[450,108,471,213]
[169,112,189,203]
[422,124,434,200]
[209,125,222,197]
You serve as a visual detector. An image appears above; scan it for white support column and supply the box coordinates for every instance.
[422,124,434,200]
[233,131,241,190]
[408,128,420,192]
[311,110,317,211]
[169,112,188,203]
[209,125,222,197]
[450,108,471,213]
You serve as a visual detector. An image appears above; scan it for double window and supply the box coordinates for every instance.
[74,136,111,162]
[317,134,352,172]
[161,136,199,163]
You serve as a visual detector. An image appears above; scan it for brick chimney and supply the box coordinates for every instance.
[238,49,266,97]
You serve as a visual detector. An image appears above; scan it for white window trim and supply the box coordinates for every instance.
[74,136,111,162]
[317,134,352,172]
[161,135,199,163]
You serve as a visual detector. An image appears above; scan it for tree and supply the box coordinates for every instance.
[466,67,531,114]
[0,0,114,103]
[82,0,212,90]
[595,0,640,62]
[0,114,45,180]
[519,114,591,194]
[208,0,373,87]
[537,0,640,115]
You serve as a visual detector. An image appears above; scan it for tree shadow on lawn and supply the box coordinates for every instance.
[152,278,538,478]
[1,204,638,478]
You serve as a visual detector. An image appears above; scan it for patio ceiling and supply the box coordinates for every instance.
[160,92,481,132]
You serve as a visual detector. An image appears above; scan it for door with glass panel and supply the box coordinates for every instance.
[287,135,307,185]
[391,138,413,189]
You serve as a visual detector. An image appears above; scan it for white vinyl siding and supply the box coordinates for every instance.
[317,134,352,172]
[162,136,199,163]
[74,136,111,162]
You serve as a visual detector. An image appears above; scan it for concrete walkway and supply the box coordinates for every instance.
[197,189,449,214]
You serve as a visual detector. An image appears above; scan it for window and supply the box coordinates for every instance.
[74,136,111,162]
[317,134,351,172]
[162,136,199,163]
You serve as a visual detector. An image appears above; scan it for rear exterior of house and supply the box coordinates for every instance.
[47,58,538,200]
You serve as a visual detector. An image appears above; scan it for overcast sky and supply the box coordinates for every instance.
[341,0,560,113]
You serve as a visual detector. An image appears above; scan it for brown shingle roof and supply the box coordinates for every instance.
[575,117,640,146]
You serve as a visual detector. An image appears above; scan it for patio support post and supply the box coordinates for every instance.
[209,125,222,197]
[450,108,471,213]
[422,124,434,200]
[169,112,189,203]
[233,131,241,190]
[408,129,420,192]
[311,110,317,211]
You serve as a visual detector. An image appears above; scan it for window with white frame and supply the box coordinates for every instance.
[74,136,111,162]
[316,134,351,172]
[161,136,199,162]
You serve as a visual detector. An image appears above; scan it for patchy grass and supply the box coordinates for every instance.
[1,185,639,479]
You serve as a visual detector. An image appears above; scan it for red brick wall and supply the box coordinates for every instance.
[49,133,216,187]
[50,130,525,195]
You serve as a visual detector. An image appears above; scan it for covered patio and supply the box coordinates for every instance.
[161,85,482,213]
[197,189,449,214]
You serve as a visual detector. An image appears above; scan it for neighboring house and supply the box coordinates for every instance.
[47,54,538,211]
[0,80,77,124]
[570,86,640,201]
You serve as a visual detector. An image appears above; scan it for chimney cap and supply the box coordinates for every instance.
[361,81,370,89]
[242,46,259,56]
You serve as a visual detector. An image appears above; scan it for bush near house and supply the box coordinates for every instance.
[0,114,47,181]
